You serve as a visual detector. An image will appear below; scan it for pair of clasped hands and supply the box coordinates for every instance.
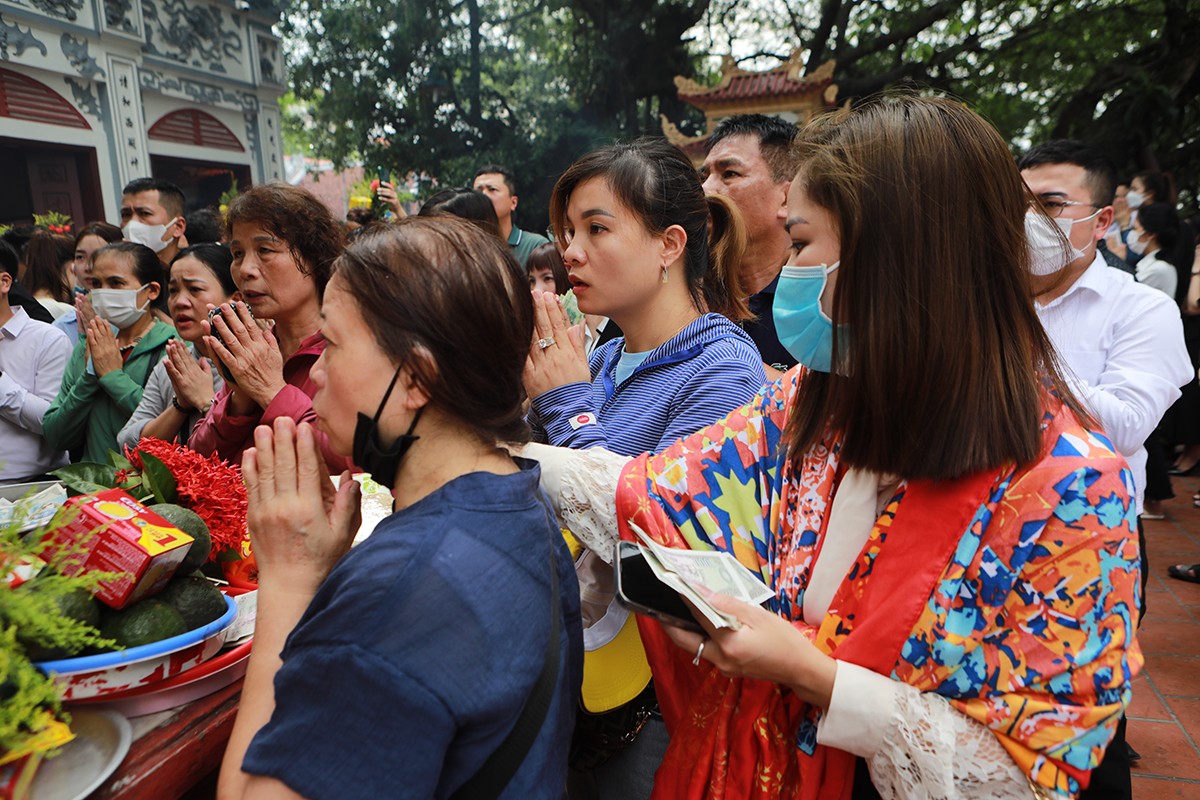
[199,301,287,415]
[521,290,836,706]
[76,294,125,379]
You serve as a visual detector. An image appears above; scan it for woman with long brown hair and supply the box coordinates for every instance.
[20,229,74,319]
[526,95,1141,798]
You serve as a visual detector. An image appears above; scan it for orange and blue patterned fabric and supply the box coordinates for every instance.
[615,367,1142,799]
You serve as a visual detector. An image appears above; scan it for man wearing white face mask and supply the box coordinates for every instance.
[1020,140,1191,800]
[120,177,189,268]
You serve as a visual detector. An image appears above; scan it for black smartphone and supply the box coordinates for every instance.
[206,303,253,386]
[614,541,705,633]
[376,165,388,186]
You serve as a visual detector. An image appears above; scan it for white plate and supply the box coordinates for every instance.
[30,708,132,800]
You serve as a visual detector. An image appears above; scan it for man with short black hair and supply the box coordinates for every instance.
[473,164,548,267]
[1020,139,1191,800]
[700,114,798,372]
[120,177,189,267]
[0,229,54,324]
[185,206,224,245]
[0,239,71,481]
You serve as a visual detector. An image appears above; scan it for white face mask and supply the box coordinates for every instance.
[1026,212,1086,276]
[124,218,177,253]
[1127,230,1148,256]
[91,286,150,329]
[1125,190,1145,210]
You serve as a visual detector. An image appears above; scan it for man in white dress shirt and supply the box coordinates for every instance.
[1020,140,1192,800]
[0,240,72,482]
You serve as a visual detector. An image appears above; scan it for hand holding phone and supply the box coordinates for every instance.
[614,541,705,633]
[206,302,255,385]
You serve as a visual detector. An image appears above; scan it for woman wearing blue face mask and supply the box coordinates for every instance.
[43,241,180,462]
[523,95,1142,799]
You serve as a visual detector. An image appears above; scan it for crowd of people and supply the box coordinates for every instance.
[1,93,1197,800]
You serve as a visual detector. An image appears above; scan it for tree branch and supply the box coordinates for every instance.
[834,0,959,66]
[806,0,842,70]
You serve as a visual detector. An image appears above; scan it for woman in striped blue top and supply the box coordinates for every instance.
[524,137,767,800]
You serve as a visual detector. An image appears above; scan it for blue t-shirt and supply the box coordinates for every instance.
[242,461,583,799]
[613,347,651,387]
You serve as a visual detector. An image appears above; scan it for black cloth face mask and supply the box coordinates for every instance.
[352,365,423,486]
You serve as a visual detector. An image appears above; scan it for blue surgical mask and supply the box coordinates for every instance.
[773,261,842,373]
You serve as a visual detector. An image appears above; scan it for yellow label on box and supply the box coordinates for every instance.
[135,519,193,555]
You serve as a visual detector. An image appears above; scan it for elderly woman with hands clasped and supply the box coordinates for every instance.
[187,183,351,473]
[217,218,581,800]
[525,95,1142,800]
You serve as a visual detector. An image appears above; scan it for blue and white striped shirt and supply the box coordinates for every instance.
[530,313,767,456]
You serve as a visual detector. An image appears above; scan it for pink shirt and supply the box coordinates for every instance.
[188,329,354,474]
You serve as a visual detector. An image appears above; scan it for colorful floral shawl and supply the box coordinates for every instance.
[615,368,1142,799]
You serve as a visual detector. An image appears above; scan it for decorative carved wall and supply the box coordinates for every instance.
[141,0,242,73]
[102,0,140,36]
[0,14,48,61]
[59,32,103,79]
[6,0,84,23]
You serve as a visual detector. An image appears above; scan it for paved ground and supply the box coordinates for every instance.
[1131,485,1200,799]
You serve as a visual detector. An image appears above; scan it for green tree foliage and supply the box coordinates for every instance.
[280,0,710,230]
[696,0,1200,210]
[281,0,1199,221]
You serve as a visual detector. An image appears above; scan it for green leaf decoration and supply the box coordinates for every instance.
[106,451,133,471]
[138,452,177,505]
[49,463,117,496]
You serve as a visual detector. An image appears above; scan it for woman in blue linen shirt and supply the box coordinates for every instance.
[218,218,582,800]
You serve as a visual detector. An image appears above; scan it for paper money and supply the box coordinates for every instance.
[627,522,774,630]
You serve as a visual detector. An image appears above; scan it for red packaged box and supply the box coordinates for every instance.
[42,489,194,609]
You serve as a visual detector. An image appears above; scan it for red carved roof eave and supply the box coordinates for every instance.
[679,74,833,107]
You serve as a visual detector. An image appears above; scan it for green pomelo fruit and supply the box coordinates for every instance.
[151,503,211,575]
[100,599,187,648]
[156,575,228,631]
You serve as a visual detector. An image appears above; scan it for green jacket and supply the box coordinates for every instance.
[43,321,180,463]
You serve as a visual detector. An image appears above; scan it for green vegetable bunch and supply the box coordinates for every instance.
[0,506,115,760]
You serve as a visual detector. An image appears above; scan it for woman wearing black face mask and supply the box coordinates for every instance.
[218,217,583,800]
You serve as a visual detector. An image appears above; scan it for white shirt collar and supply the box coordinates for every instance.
[1038,252,1112,311]
[0,305,31,338]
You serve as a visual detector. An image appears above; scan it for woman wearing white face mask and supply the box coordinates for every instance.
[1129,204,1182,298]
[43,242,179,462]
[1113,171,1170,266]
